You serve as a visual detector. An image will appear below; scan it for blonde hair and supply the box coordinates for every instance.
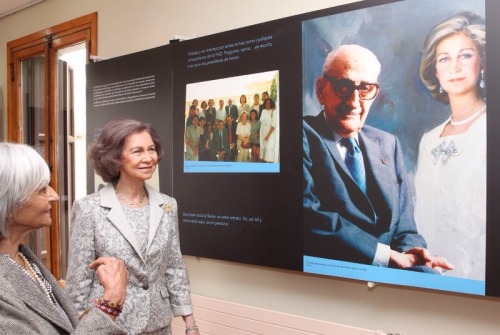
[419,12,485,104]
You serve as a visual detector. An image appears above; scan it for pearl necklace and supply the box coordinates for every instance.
[450,105,486,126]
[15,252,57,305]
[115,187,147,206]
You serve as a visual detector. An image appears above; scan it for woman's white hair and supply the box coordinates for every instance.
[0,142,50,238]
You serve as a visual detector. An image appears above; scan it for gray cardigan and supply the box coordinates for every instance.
[66,183,193,334]
[0,245,125,334]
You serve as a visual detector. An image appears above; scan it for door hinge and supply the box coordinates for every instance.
[87,40,92,62]
[45,34,53,47]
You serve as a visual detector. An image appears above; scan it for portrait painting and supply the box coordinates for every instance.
[302,0,487,295]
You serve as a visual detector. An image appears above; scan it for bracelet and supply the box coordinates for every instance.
[185,325,199,334]
[93,297,123,317]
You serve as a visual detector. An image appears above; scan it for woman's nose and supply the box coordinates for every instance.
[450,59,462,73]
[142,152,154,162]
[47,186,60,201]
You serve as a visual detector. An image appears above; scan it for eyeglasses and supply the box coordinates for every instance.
[323,74,380,100]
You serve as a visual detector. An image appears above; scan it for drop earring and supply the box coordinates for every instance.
[479,70,485,89]
[439,85,443,94]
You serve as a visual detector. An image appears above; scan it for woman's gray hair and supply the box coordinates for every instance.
[419,12,485,104]
[0,142,50,238]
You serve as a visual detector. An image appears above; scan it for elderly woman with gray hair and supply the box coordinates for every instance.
[0,142,128,334]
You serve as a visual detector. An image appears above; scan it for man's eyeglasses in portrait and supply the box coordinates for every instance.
[323,74,379,101]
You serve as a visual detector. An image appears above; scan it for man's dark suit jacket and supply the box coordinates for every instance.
[225,121,238,161]
[225,104,239,121]
[225,121,237,144]
[211,128,230,160]
[303,112,426,265]
[205,107,216,125]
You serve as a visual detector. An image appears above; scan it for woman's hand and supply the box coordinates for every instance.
[183,314,200,335]
[89,257,128,306]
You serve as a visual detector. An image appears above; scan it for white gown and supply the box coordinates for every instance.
[414,113,486,280]
[259,108,279,163]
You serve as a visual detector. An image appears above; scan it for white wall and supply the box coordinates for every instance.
[1,1,499,334]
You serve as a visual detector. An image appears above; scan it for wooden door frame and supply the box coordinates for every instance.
[7,12,97,142]
[6,12,97,278]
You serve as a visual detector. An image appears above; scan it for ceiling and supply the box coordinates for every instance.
[0,0,45,19]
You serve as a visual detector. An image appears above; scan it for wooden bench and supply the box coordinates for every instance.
[172,294,379,335]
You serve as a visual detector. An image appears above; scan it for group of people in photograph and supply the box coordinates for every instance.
[185,91,279,163]
[304,11,486,281]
